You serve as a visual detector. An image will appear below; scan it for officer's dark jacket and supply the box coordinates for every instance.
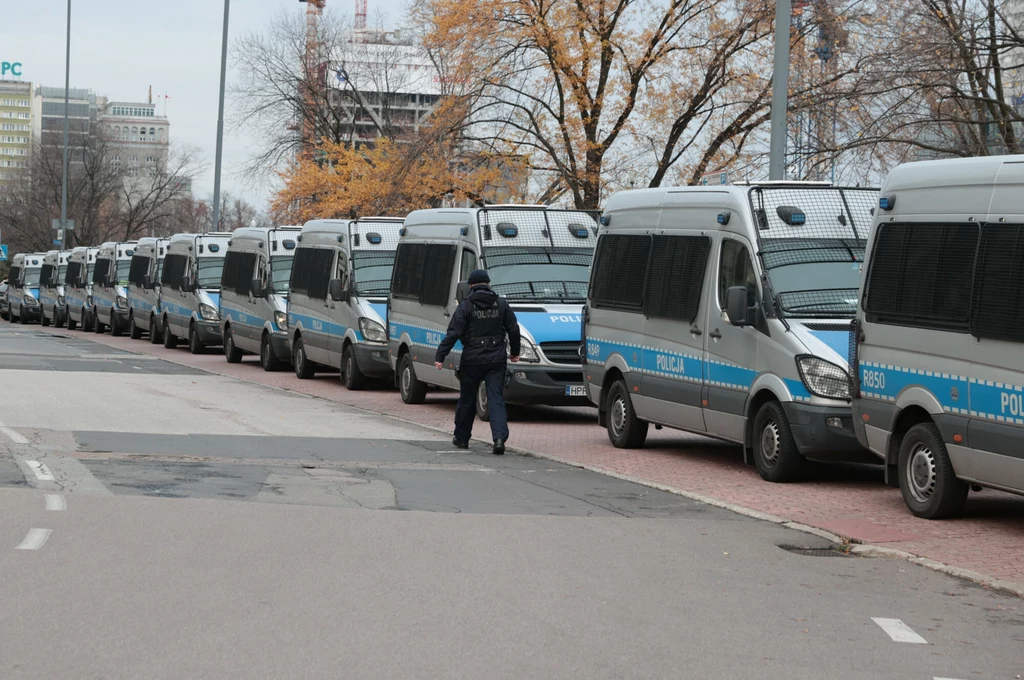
[435,286,521,365]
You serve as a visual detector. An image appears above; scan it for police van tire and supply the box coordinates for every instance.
[66,313,77,331]
[41,311,50,327]
[163,321,178,349]
[94,315,106,334]
[56,309,66,328]
[149,315,162,344]
[188,323,205,354]
[897,423,968,519]
[398,354,427,404]
[476,381,490,421]
[223,327,243,363]
[293,337,316,379]
[129,314,143,339]
[606,380,647,448]
[261,333,282,372]
[752,401,805,483]
[18,307,28,324]
[111,314,123,337]
[342,345,366,390]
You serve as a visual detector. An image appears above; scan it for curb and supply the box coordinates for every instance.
[30,325,1024,599]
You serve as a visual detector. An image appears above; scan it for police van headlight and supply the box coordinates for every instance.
[86,295,93,307]
[274,311,288,331]
[24,293,37,304]
[116,295,128,310]
[796,355,850,400]
[513,339,540,363]
[358,317,387,343]
[199,303,219,321]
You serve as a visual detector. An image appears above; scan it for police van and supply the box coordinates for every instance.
[287,218,402,387]
[65,246,99,331]
[6,252,43,324]
[219,226,299,371]
[159,232,231,353]
[584,183,879,482]
[852,155,1024,518]
[39,250,70,327]
[126,237,169,342]
[92,241,138,336]
[388,206,599,415]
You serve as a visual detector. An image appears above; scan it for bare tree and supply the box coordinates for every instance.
[110,146,205,240]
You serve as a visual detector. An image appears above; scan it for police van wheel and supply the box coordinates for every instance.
[476,381,490,422]
[94,315,106,334]
[111,314,123,337]
[261,334,282,372]
[293,337,316,379]
[66,314,77,331]
[898,423,968,519]
[223,327,243,363]
[342,346,366,391]
[398,354,427,405]
[163,321,178,349]
[129,314,143,340]
[41,312,50,327]
[56,309,66,328]
[188,323,206,355]
[752,401,805,483]
[606,380,647,448]
[149,315,162,344]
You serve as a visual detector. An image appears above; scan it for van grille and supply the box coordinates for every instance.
[540,341,582,365]
[546,372,584,384]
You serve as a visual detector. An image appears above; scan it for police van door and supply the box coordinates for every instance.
[703,234,761,443]
[637,231,711,433]
[447,246,478,379]
[326,250,350,369]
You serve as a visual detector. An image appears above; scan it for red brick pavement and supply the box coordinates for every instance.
[33,326,1024,589]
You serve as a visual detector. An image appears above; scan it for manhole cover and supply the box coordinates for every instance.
[777,544,850,557]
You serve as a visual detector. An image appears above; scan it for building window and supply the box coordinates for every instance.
[131,127,138,141]
[149,127,156,139]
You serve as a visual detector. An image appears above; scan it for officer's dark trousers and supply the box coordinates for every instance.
[454,360,509,443]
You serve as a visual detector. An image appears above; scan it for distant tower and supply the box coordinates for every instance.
[355,0,367,30]
[298,0,326,151]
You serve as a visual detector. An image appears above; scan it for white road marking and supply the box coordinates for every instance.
[871,617,928,644]
[45,494,66,511]
[0,422,29,444]
[934,677,967,680]
[26,460,55,482]
[16,528,52,550]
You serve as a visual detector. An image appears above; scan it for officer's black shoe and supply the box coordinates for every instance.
[492,439,506,455]
[452,437,469,449]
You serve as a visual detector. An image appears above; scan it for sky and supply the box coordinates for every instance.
[3,0,405,212]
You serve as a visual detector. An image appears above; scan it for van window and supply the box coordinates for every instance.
[391,242,457,305]
[222,251,258,295]
[115,260,131,284]
[646,235,711,322]
[161,253,188,289]
[352,252,395,296]
[335,251,349,292]
[460,249,477,281]
[40,264,55,287]
[65,261,81,285]
[128,255,150,286]
[392,243,425,300]
[289,248,334,300]
[590,234,650,311]
[864,223,977,331]
[971,223,1024,343]
[718,239,757,308]
[270,256,293,294]
[93,258,111,285]
[9,266,21,285]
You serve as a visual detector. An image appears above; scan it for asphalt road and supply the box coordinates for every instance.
[0,324,1021,679]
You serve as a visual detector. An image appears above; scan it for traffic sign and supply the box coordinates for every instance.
[700,171,728,186]
[52,218,74,231]
[0,245,7,261]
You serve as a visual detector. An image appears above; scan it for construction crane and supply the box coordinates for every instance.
[298,0,326,151]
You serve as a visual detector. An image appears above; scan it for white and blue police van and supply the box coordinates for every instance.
[65,246,99,331]
[584,183,879,482]
[159,232,231,353]
[126,237,169,342]
[287,218,402,387]
[219,226,300,371]
[387,206,599,417]
[852,155,1024,518]
[91,241,138,336]
[39,250,71,327]
[6,252,44,324]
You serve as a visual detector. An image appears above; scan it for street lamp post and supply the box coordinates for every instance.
[59,0,72,248]
[210,0,230,233]
[768,0,792,181]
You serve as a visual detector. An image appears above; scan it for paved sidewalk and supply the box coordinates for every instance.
[32,326,1024,589]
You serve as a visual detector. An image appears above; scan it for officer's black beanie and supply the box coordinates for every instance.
[468,269,490,285]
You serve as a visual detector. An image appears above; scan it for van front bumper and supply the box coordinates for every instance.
[195,320,222,345]
[270,331,291,361]
[352,343,393,378]
[782,402,876,463]
[504,364,592,407]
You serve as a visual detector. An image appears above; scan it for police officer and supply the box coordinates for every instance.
[434,269,520,454]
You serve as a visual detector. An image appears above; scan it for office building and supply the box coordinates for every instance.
[0,80,33,189]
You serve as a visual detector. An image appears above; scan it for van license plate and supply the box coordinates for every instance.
[565,385,587,397]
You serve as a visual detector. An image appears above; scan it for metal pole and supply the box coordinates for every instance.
[768,0,792,181]
[59,0,72,248]
[210,0,230,233]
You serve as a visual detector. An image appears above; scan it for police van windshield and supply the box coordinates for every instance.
[761,238,864,318]
[116,260,131,283]
[58,265,67,283]
[483,247,592,303]
[270,256,292,294]
[23,268,41,286]
[197,258,224,289]
[352,251,395,296]
[86,263,95,283]
[155,258,164,282]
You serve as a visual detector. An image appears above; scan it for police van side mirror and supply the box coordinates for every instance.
[455,281,471,303]
[725,286,752,327]
[181,275,192,292]
[142,275,152,289]
[250,278,264,298]
[328,278,347,302]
